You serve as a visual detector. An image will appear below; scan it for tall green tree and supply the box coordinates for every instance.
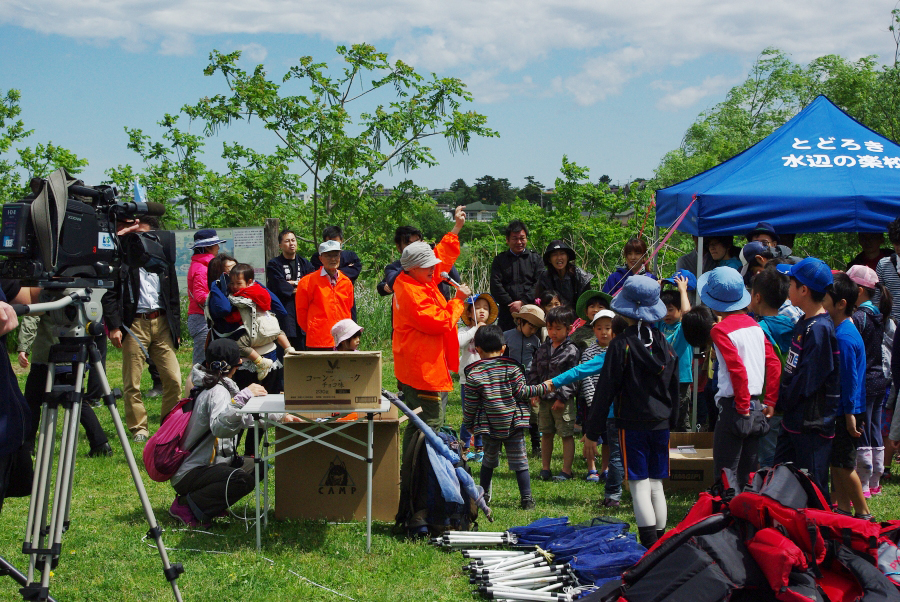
[183,43,497,243]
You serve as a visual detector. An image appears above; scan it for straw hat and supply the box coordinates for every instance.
[461,293,499,327]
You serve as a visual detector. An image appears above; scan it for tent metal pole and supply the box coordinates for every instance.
[652,226,660,274]
[692,236,703,431]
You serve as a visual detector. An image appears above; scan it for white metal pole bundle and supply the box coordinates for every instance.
[478,586,574,601]
[486,565,569,583]
[463,550,527,559]
[469,565,568,584]
[477,554,547,573]
[482,574,574,589]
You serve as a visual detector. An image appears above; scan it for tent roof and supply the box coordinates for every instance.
[655,95,900,236]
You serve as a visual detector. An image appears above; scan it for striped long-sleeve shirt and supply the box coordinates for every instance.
[874,254,900,322]
[710,313,781,414]
[462,356,550,439]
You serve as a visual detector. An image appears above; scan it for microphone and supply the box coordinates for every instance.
[440,272,463,289]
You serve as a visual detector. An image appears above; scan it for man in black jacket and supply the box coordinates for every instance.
[490,220,545,331]
[105,217,182,442]
[266,228,315,350]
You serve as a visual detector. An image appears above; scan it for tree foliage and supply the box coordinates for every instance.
[182,43,497,243]
[0,89,88,203]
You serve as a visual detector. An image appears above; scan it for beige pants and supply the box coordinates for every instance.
[122,315,182,436]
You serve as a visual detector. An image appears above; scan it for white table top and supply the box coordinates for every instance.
[237,394,391,415]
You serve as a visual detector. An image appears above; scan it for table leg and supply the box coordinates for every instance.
[254,420,261,550]
[366,412,374,553]
[263,424,270,528]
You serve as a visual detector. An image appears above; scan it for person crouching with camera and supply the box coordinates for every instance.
[169,338,299,527]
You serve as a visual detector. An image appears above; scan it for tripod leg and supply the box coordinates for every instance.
[0,555,57,602]
[24,366,60,585]
[89,344,184,602]
[38,363,85,593]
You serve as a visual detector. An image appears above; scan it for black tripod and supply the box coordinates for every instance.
[14,287,183,602]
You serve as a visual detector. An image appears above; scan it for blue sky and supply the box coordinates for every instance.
[1,1,898,194]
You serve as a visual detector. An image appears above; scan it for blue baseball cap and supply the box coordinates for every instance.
[661,269,697,292]
[785,257,832,293]
[697,267,750,312]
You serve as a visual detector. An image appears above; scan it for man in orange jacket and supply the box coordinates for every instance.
[394,206,469,454]
[296,240,355,350]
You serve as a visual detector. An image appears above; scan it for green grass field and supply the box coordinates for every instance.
[2,341,900,601]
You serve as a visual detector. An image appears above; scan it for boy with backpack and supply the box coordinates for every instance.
[774,258,840,499]
[748,265,795,467]
[581,276,679,547]
[823,272,871,519]
[462,324,551,510]
[526,306,580,481]
[699,267,781,490]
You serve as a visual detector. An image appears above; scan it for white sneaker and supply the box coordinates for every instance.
[254,357,274,380]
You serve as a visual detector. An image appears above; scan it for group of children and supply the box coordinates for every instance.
[458,239,899,547]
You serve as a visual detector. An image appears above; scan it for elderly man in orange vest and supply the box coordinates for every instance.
[393,206,468,453]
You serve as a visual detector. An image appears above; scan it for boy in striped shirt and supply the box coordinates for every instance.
[462,324,551,510]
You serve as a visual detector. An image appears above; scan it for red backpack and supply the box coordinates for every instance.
[142,394,208,482]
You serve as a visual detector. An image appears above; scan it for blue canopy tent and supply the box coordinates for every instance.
[655,94,900,237]
[655,95,900,428]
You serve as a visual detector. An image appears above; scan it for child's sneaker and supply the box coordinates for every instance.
[254,356,274,380]
[871,486,882,495]
[464,450,475,461]
[601,498,621,508]
[473,451,484,463]
[520,495,536,510]
[585,470,600,482]
[552,471,573,482]
[539,469,553,481]
[599,470,608,482]
[863,490,872,498]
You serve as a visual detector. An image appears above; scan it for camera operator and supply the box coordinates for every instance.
[103,216,182,443]
[0,282,34,513]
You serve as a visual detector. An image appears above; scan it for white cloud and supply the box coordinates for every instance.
[237,42,268,62]
[1,0,897,107]
[652,75,736,111]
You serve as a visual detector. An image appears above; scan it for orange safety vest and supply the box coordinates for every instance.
[295,269,355,348]
[392,232,463,392]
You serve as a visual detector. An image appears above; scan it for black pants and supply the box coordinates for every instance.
[173,457,256,522]
[713,398,767,489]
[25,364,109,453]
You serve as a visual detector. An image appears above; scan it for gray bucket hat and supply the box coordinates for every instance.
[610,275,666,322]
[400,241,440,270]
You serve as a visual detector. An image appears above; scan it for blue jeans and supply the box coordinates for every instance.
[605,418,623,501]
[459,385,483,449]
[757,414,782,468]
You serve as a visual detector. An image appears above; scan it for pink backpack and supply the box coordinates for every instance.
[142,395,208,482]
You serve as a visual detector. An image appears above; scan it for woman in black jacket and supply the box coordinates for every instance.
[533,240,594,310]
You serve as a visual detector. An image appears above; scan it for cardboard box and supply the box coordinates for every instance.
[284,351,382,411]
[664,432,715,492]
[274,420,400,522]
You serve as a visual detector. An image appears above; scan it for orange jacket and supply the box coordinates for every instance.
[392,232,463,392]
[295,268,355,348]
